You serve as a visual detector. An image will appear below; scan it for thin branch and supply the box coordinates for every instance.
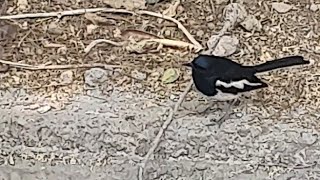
[0,8,135,20]
[138,10,203,51]
[0,7,203,52]
[138,80,193,180]
[0,59,129,70]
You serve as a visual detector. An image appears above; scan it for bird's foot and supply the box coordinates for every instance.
[206,111,230,127]
[204,99,238,127]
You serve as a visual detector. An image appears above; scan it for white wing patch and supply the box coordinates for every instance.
[216,79,262,89]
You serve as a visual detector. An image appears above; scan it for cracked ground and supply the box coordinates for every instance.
[0,0,320,179]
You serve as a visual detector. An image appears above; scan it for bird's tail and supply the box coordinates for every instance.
[250,56,309,73]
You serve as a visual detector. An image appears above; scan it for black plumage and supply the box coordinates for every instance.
[184,54,310,101]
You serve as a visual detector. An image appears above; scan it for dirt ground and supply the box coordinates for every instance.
[0,0,320,179]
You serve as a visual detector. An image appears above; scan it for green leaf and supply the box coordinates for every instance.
[161,68,180,84]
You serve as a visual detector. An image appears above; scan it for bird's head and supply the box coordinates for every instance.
[183,55,209,70]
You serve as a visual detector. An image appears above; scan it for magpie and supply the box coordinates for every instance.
[183,54,310,126]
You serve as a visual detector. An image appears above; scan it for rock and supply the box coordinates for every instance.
[146,0,160,4]
[206,35,239,57]
[37,105,52,114]
[60,70,73,85]
[216,0,229,4]
[84,68,111,86]
[131,69,147,80]
[272,2,293,13]
[310,4,319,12]
[240,15,262,32]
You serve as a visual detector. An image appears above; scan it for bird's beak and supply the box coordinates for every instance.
[182,62,192,67]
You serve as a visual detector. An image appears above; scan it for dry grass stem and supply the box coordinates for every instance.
[84,39,127,54]
[138,10,203,51]
[0,8,135,20]
[0,7,202,51]
[0,59,128,70]
[138,80,193,180]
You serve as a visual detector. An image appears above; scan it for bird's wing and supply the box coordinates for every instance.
[195,76,218,96]
[215,75,268,94]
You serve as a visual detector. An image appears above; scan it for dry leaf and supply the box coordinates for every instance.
[272,2,293,13]
[103,0,146,10]
[0,0,7,15]
[0,44,9,72]
[0,24,18,41]
[161,68,180,84]
[163,0,180,17]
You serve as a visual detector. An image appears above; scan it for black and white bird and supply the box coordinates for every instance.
[183,54,310,125]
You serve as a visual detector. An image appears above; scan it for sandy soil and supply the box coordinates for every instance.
[1,89,320,180]
[0,0,320,179]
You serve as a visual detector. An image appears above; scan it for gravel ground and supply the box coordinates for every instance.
[0,0,320,179]
[1,87,320,179]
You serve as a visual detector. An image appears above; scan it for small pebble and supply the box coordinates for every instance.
[235,112,243,118]
[310,4,319,12]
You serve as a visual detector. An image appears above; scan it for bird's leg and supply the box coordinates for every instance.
[206,98,238,127]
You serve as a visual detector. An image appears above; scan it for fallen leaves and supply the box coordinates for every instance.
[0,1,18,73]
[0,24,18,41]
[161,68,180,84]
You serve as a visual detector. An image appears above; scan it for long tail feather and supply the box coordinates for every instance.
[250,56,309,73]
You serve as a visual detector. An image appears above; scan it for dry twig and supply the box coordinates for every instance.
[0,8,135,20]
[84,39,127,54]
[138,10,203,51]
[0,59,129,70]
[0,8,203,52]
[138,80,193,180]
